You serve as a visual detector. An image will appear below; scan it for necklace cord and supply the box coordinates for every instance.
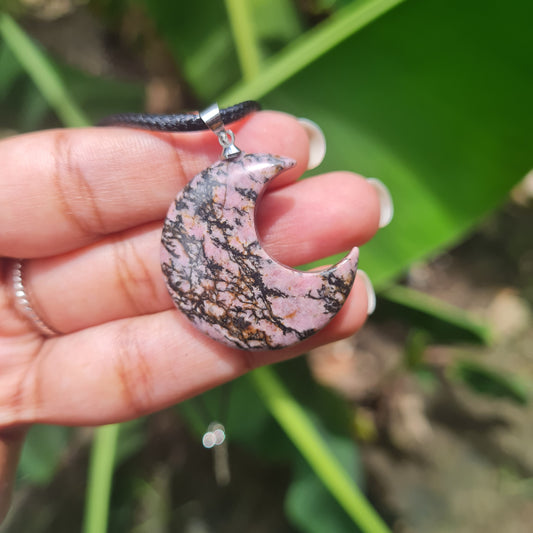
[98,100,260,132]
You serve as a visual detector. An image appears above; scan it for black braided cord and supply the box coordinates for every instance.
[98,101,261,132]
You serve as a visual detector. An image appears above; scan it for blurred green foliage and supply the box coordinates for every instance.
[450,359,530,406]
[1,0,532,531]
[17,426,72,486]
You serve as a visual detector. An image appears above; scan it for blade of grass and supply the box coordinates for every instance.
[224,0,262,81]
[221,0,407,105]
[83,424,120,533]
[250,366,391,533]
[0,13,90,127]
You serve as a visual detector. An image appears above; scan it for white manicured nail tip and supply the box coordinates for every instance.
[358,270,376,315]
[367,178,394,228]
[298,118,326,170]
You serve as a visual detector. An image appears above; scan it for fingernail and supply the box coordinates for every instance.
[298,118,326,170]
[367,178,394,228]
[358,270,376,315]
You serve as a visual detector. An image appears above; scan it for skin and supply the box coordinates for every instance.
[0,111,382,521]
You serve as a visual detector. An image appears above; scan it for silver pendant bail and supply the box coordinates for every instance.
[200,103,241,159]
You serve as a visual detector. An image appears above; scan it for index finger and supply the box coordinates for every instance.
[0,111,309,258]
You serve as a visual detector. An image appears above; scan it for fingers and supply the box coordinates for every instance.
[0,111,309,258]
[2,275,369,427]
[258,171,380,258]
[21,172,380,334]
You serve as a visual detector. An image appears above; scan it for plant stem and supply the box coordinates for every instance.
[0,13,90,127]
[250,366,392,533]
[224,0,262,81]
[221,0,406,105]
[82,425,120,533]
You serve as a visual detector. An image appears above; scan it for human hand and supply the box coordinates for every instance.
[0,111,387,517]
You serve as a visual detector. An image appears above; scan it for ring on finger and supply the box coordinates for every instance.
[11,259,58,337]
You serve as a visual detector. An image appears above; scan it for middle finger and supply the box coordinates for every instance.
[19,171,380,334]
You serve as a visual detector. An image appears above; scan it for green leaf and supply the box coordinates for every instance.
[404,329,432,369]
[376,285,492,345]
[286,432,363,533]
[221,0,407,104]
[0,41,51,131]
[259,0,533,285]
[18,86,50,131]
[251,366,391,533]
[225,0,262,80]
[114,418,147,467]
[0,40,23,99]
[138,1,240,101]
[450,359,530,405]
[17,425,71,485]
[250,0,303,53]
[58,64,144,125]
[180,378,295,462]
[224,377,293,460]
[276,357,354,437]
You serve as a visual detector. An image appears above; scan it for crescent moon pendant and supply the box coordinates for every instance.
[161,153,359,350]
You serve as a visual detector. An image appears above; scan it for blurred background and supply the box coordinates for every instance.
[1,0,532,532]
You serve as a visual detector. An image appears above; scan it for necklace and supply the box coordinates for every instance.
[101,101,358,351]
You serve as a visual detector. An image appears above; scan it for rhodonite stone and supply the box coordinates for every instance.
[161,152,358,350]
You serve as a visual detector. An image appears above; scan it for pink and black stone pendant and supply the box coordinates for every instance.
[160,104,358,350]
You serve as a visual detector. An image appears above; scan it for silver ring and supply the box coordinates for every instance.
[11,260,58,337]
